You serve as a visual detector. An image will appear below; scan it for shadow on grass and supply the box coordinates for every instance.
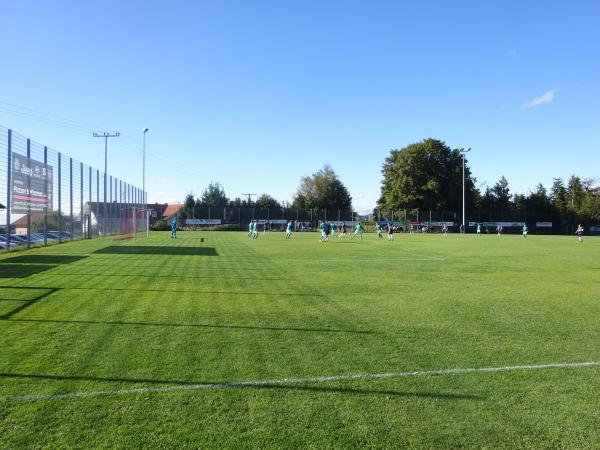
[7,318,375,334]
[251,383,484,400]
[0,285,325,297]
[0,287,58,319]
[0,264,57,279]
[0,255,88,265]
[0,372,483,400]
[51,273,296,281]
[93,246,217,256]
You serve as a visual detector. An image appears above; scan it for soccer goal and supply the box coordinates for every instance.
[118,207,153,240]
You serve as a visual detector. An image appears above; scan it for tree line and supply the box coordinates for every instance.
[179,164,353,219]
[377,138,600,223]
[178,138,599,224]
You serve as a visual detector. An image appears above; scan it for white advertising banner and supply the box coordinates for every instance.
[185,219,221,225]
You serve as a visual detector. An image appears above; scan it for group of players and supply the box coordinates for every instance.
[177,217,585,242]
[318,222,373,242]
[245,219,586,242]
[248,220,295,240]
[247,220,378,242]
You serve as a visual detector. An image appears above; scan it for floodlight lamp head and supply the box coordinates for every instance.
[143,128,149,133]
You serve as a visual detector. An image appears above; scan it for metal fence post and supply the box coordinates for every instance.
[80,162,84,239]
[69,157,73,240]
[89,166,92,239]
[108,175,113,234]
[103,170,106,237]
[58,153,62,243]
[5,130,12,250]
[119,179,122,234]
[96,169,100,237]
[114,177,118,233]
[44,146,48,246]
[26,138,31,248]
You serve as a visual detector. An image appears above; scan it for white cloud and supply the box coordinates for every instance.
[522,89,556,108]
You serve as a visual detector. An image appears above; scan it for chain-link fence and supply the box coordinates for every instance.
[0,126,146,251]
[171,205,594,235]
[172,206,362,232]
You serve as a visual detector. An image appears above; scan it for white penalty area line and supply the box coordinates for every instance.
[2,361,599,403]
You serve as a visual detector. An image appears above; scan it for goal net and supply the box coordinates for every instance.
[118,207,153,240]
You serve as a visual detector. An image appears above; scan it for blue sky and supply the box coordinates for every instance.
[1,0,599,212]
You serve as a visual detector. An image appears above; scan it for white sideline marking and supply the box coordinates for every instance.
[1,361,598,403]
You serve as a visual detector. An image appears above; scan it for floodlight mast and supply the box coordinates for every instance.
[460,147,472,233]
[93,131,120,235]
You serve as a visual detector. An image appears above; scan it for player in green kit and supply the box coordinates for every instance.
[522,224,528,238]
[330,222,336,238]
[254,221,260,239]
[351,223,364,240]
[248,221,253,237]
[319,221,328,242]
[285,221,293,239]
[376,223,382,239]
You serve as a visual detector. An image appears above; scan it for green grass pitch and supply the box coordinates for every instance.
[0,231,599,448]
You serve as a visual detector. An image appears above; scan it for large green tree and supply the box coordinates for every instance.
[378,139,478,211]
[491,176,512,211]
[514,183,552,215]
[255,194,282,209]
[199,182,229,207]
[566,175,584,212]
[292,165,352,210]
[180,193,196,219]
[550,178,568,214]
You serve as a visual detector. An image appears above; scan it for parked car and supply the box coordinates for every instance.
[9,234,28,245]
[46,231,72,240]
[0,236,19,249]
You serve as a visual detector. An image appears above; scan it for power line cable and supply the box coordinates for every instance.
[0,101,202,180]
